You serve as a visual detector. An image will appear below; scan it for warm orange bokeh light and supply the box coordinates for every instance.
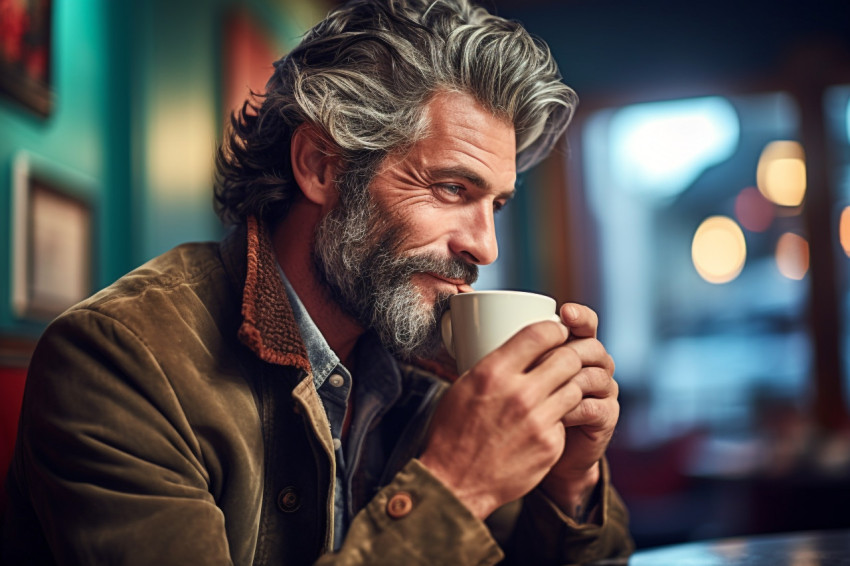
[692,216,747,284]
[756,141,806,207]
[841,207,850,257]
[775,232,809,280]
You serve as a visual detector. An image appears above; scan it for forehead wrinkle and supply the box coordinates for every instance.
[451,134,507,164]
[436,117,516,174]
[437,119,510,156]
[395,91,517,191]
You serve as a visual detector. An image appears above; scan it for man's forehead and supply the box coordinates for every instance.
[416,91,517,184]
[423,91,514,139]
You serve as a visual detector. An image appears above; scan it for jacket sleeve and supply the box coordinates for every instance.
[5,309,236,566]
[316,458,633,566]
[316,458,505,566]
[496,458,635,565]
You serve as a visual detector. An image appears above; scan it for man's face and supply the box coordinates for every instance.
[313,91,517,359]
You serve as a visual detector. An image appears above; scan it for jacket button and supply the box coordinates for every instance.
[386,492,414,519]
[277,486,301,513]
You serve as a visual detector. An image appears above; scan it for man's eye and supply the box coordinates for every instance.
[438,184,463,197]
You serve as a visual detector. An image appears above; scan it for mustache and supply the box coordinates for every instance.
[395,252,479,286]
[370,220,479,287]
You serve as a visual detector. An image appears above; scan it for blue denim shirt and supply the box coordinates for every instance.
[277,265,403,550]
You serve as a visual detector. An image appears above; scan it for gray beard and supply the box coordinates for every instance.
[312,181,478,360]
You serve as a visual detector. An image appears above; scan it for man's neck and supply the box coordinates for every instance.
[272,200,364,368]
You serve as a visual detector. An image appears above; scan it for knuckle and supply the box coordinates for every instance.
[588,365,608,383]
[562,382,583,408]
[468,363,502,394]
[507,390,536,415]
[553,346,581,372]
[589,338,607,359]
[598,344,615,374]
[581,400,602,422]
[611,377,620,398]
[596,399,620,427]
[529,419,554,446]
[543,427,565,454]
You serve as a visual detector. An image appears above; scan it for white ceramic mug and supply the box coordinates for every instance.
[441,290,562,374]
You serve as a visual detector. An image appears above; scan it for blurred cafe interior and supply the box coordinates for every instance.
[2,0,850,552]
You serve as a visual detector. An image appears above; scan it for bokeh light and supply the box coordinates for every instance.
[609,97,739,201]
[756,141,806,207]
[692,216,747,284]
[734,186,775,232]
[775,232,810,280]
[840,206,850,257]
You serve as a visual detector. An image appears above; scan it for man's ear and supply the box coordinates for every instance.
[290,125,339,208]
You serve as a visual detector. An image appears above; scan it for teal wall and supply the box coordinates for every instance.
[1,0,110,337]
[0,0,327,338]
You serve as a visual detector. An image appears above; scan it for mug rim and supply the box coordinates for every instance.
[452,289,554,299]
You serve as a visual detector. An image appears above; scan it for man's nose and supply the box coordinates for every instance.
[451,204,499,266]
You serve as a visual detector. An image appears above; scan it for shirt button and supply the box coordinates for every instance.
[386,492,414,519]
[277,486,301,513]
[328,373,345,388]
[332,438,342,451]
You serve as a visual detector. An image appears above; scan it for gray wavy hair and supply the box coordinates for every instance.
[214,0,577,226]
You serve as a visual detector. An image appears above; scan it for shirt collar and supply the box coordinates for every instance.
[275,263,341,389]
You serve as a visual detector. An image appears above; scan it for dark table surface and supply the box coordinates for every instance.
[622,529,850,565]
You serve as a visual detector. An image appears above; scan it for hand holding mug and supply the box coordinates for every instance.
[421,294,620,521]
[539,303,619,518]
[421,291,574,519]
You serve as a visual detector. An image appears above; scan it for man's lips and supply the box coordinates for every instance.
[422,272,474,293]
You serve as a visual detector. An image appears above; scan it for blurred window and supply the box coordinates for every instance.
[582,93,816,443]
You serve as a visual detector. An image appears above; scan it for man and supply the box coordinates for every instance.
[2,0,634,564]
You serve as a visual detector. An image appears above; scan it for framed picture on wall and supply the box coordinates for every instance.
[0,0,53,116]
[12,153,94,320]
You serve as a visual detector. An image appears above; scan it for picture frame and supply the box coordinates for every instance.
[0,0,54,116]
[11,153,94,320]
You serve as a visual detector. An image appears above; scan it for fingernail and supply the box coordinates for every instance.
[566,305,579,321]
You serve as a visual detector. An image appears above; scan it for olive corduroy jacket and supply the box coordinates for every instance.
[2,217,634,565]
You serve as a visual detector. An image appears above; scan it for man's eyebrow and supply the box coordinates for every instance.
[426,166,516,200]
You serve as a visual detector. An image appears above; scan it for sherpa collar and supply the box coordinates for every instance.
[235,215,458,382]
[237,216,311,375]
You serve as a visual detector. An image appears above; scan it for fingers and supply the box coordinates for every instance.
[528,347,586,423]
[462,320,574,423]
[533,336,614,393]
[561,396,620,432]
[535,340,619,429]
[513,334,615,421]
[565,336,615,377]
[537,363,618,424]
[560,303,599,339]
[478,319,569,376]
